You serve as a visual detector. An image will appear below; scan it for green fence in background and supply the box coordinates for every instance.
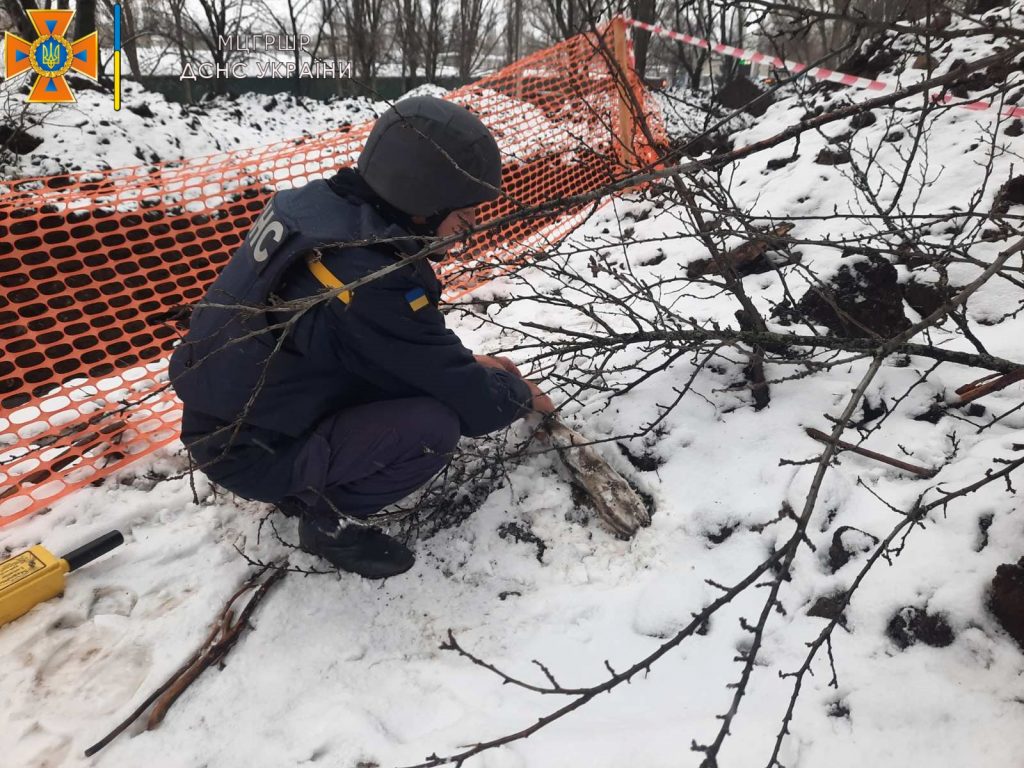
[132,75,474,103]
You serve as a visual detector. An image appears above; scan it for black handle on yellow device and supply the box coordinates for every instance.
[63,531,124,572]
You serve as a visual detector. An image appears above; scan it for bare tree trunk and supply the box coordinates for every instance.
[343,0,386,88]
[120,0,143,76]
[394,0,421,91]
[540,0,576,40]
[669,0,712,90]
[4,0,36,39]
[255,0,316,95]
[504,0,521,65]
[421,0,445,80]
[186,0,250,95]
[75,0,97,38]
[326,4,344,97]
[630,0,656,79]
[168,0,194,101]
[100,0,143,75]
[452,0,496,79]
[535,0,601,42]
[282,0,305,97]
[307,0,336,89]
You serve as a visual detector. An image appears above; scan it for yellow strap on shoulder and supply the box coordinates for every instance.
[306,254,351,304]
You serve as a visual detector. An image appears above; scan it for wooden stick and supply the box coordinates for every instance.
[610,16,636,168]
[85,564,286,757]
[805,427,936,478]
[956,369,1024,404]
[147,566,285,728]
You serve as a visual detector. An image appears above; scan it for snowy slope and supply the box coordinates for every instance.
[3,7,1024,768]
[0,79,388,180]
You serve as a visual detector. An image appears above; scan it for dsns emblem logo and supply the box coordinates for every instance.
[3,10,98,103]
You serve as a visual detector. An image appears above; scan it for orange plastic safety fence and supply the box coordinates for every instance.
[0,19,665,526]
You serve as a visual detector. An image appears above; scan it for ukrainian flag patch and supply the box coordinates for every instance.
[406,287,429,312]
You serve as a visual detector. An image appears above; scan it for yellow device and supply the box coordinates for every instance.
[0,531,123,628]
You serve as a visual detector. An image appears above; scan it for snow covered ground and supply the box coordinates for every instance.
[0,78,389,180]
[3,7,1024,768]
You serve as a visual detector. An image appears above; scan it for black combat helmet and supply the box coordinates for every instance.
[357,96,502,218]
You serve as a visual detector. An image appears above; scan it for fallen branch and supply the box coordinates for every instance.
[84,563,286,757]
[805,427,936,478]
[956,369,1024,404]
[403,547,786,768]
[520,321,1024,374]
[687,223,796,278]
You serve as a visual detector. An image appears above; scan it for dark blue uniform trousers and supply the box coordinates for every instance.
[182,397,461,524]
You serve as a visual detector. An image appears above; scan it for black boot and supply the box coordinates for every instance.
[276,496,307,518]
[298,516,415,579]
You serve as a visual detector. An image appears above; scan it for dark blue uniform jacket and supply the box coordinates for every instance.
[169,170,531,498]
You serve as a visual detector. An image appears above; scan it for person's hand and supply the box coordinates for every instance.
[474,354,523,378]
[474,354,554,414]
[524,379,556,415]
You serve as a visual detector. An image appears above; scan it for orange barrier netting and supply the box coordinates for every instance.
[0,19,666,525]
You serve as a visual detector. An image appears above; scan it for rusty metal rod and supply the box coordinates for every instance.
[805,427,936,478]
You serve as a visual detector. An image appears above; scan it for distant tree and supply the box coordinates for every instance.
[530,0,600,42]
[451,0,498,77]
[1,0,34,40]
[322,0,348,96]
[343,0,388,85]
[99,0,143,77]
[261,0,310,92]
[394,0,422,89]
[257,0,336,95]
[504,0,523,64]
[74,0,97,37]
[653,0,745,90]
[162,0,198,100]
[755,0,956,67]
[305,0,340,78]
[173,0,252,94]
[630,0,656,78]
[421,0,446,80]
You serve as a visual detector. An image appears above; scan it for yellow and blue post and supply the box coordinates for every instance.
[113,3,121,110]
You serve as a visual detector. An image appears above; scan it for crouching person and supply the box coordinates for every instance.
[169,97,554,579]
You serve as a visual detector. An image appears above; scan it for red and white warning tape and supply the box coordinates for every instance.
[624,17,1024,120]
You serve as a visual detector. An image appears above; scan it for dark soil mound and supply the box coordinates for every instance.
[992,175,1024,216]
[886,606,954,649]
[0,124,43,155]
[990,557,1024,650]
[714,76,774,117]
[773,255,911,338]
[829,526,880,572]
